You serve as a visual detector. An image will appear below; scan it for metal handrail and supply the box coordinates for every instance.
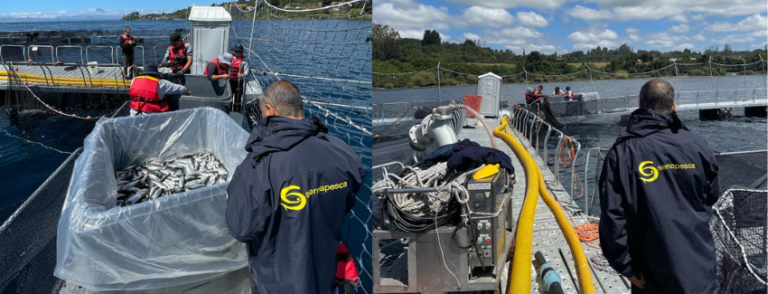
[0,45,27,63]
[26,45,55,64]
[85,45,115,64]
[55,45,84,64]
[583,147,606,216]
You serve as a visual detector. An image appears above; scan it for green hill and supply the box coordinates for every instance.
[121,1,371,21]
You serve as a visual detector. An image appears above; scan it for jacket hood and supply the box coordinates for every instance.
[245,115,328,165]
[620,108,687,139]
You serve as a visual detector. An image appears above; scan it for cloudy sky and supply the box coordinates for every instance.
[373,0,768,54]
[0,0,195,21]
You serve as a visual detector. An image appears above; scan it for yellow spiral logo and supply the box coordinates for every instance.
[638,161,658,183]
[280,185,306,211]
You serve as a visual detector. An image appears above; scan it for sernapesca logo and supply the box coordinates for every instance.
[280,181,349,211]
[638,161,696,184]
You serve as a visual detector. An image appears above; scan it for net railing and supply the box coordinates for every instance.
[235,1,373,292]
[0,148,82,293]
[711,188,768,293]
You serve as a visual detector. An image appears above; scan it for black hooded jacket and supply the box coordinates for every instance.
[226,115,365,294]
[598,108,719,294]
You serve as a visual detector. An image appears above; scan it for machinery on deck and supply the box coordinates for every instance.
[374,103,515,293]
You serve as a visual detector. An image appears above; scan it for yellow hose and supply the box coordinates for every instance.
[494,116,539,294]
[0,71,129,87]
[495,116,596,294]
[535,166,596,294]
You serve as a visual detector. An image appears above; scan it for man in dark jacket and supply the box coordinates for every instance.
[226,80,365,294]
[598,79,719,294]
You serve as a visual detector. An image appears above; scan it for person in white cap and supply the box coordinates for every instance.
[204,53,233,81]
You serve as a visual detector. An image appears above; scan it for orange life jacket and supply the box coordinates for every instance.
[204,58,226,77]
[129,76,169,113]
[168,44,187,71]
[229,56,243,80]
[121,34,134,50]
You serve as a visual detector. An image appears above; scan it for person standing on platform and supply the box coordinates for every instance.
[230,44,246,111]
[119,27,137,79]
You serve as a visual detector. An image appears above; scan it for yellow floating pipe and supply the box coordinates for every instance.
[535,165,596,294]
[0,71,129,87]
[495,116,596,294]
[494,116,539,294]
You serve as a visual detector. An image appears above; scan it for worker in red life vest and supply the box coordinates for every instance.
[128,63,191,116]
[205,53,232,81]
[565,86,574,101]
[119,27,137,79]
[534,85,545,100]
[161,33,193,75]
[230,44,246,109]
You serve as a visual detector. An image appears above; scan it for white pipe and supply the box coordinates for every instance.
[464,105,497,149]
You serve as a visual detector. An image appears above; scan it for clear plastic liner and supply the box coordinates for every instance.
[55,108,250,291]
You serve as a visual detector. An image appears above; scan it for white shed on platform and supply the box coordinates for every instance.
[477,72,502,117]
[188,6,232,75]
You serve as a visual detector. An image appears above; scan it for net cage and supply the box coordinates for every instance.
[711,189,768,293]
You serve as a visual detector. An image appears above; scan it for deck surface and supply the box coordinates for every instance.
[462,118,630,294]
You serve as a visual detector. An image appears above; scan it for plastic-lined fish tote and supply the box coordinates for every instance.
[55,108,249,291]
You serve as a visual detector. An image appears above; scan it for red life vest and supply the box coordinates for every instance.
[204,58,226,77]
[168,44,188,71]
[129,76,169,113]
[121,34,134,52]
[525,91,535,103]
[566,89,574,98]
[229,57,243,80]
[335,242,359,285]
[534,88,542,95]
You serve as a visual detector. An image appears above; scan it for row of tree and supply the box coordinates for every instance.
[121,1,372,21]
[373,24,768,88]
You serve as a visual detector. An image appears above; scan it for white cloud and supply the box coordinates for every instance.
[568,29,620,50]
[691,34,707,42]
[672,14,688,22]
[506,43,557,54]
[373,0,451,37]
[397,30,430,39]
[625,28,641,41]
[447,0,569,10]
[644,32,698,51]
[440,33,452,42]
[706,14,767,32]
[567,5,612,21]
[459,6,514,27]
[669,24,690,33]
[568,0,765,22]
[517,11,549,27]
[721,34,754,43]
[464,33,481,41]
[498,27,543,38]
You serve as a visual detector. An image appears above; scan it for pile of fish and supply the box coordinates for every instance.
[115,152,229,207]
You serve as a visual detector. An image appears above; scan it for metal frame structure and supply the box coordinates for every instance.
[85,45,115,65]
[0,44,28,63]
[26,45,55,64]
